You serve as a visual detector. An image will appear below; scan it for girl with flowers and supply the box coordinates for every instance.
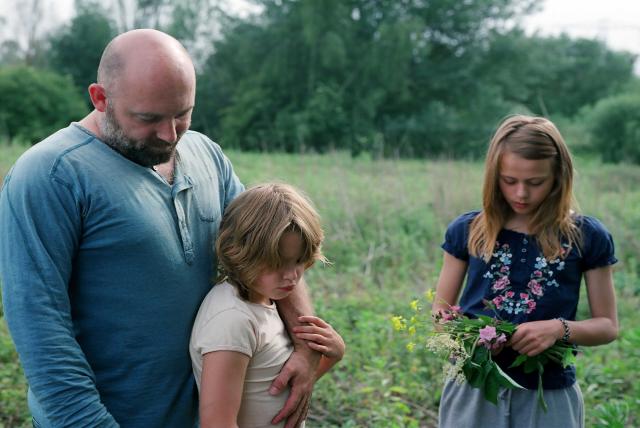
[433,115,619,428]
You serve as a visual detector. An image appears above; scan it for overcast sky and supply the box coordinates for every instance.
[1,0,639,59]
[523,0,640,57]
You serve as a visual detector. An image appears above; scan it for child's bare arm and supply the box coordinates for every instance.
[199,350,249,428]
[579,265,619,343]
[293,315,345,379]
[511,265,618,356]
[433,252,468,325]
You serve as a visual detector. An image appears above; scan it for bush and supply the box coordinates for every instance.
[0,66,88,144]
[47,7,115,108]
[586,93,640,164]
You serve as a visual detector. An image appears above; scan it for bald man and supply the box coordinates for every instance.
[0,29,318,427]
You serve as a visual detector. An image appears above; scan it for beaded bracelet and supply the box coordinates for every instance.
[556,317,571,343]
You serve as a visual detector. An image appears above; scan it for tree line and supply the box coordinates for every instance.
[1,0,640,162]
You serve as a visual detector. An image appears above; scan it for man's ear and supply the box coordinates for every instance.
[88,83,108,112]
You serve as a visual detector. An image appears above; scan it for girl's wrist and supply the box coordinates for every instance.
[555,317,571,343]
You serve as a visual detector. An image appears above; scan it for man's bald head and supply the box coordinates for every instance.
[97,29,195,96]
[86,29,197,167]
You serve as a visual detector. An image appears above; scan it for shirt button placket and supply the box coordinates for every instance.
[174,199,195,264]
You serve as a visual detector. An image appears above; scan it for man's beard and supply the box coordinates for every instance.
[99,104,179,167]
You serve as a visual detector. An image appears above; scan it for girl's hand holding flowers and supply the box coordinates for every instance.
[508,319,565,357]
[393,295,577,412]
[428,305,523,405]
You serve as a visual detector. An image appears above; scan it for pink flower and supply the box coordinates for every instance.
[492,333,507,349]
[526,300,536,313]
[479,326,497,342]
[534,270,542,277]
[520,292,529,300]
[478,327,508,350]
[506,291,514,298]
[493,276,510,291]
[441,306,462,321]
[529,282,543,296]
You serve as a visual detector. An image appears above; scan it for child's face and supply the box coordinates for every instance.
[498,151,554,220]
[249,231,306,305]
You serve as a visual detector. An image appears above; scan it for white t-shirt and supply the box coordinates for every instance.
[190,281,294,428]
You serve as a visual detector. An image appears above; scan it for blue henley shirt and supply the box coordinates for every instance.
[0,124,243,427]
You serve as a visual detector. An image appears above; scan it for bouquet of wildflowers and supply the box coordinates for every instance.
[392,292,577,411]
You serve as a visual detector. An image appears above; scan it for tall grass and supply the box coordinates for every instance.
[1,145,638,427]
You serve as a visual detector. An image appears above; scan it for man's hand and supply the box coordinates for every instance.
[269,349,320,427]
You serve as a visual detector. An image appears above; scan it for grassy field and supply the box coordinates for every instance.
[1,144,639,427]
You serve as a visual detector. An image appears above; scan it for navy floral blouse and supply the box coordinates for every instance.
[442,210,617,389]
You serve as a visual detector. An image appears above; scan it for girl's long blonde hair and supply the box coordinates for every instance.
[468,115,581,261]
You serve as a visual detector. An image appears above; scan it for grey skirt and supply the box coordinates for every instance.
[438,380,584,428]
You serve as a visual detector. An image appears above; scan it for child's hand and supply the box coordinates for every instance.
[293,316,345,360]
[508,319,563,357]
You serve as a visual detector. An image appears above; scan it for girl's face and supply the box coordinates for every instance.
[498,151,555,221]
[249,231,306,305]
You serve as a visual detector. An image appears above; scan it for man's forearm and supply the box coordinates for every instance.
[278,276,321,356]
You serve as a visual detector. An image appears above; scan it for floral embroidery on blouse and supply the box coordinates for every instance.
[483,242,569,315]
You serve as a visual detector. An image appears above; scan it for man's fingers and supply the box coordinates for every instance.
[298,315,329,328]
[271,386,303,424]
[305,341,329,354]
[271,348,318,425]
[283,393,310,428]
[269,368,292,396]
[294,332,328,343]
[293,325,325,335]
[293,321,330,333]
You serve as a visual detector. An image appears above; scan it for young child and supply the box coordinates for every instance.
[433,115,618,428]
[189,183,345,428]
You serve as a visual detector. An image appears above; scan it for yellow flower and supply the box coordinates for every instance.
[406,342,416,352]
[409,299,419,311]
[425,289,435,302]
[391,315,406,331]
[408,325,417,336]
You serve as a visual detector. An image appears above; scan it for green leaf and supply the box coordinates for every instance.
[536,353,549,366]
[495,363,525,389]
[483,365,501,405]
[389,386,408,394]
[476,315,494,325]
[464,361,485,388]
[536,368,548,413]
[561,347,577,367]
[509,354,528,368]
[523,356,540,374]
[482,359,494,378]
[473,346,489,364]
